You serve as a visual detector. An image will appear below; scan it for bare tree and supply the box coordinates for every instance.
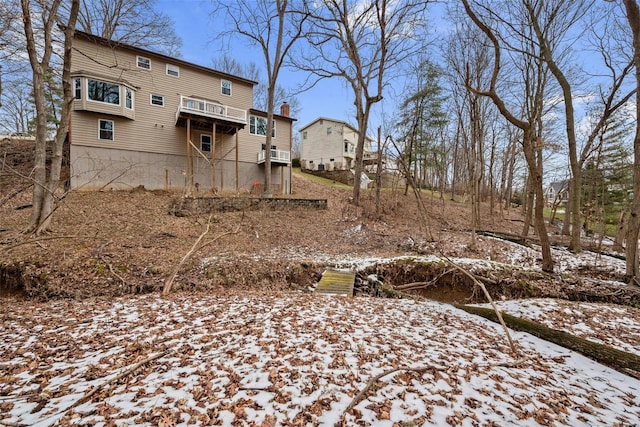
[461,0,555,272]
[21,0,80,234]
[0,77,33,134]
[215,0,308,198]
[524,0,634,253]
[212,54,302,118]
[76,0,182,56]
[622,0,640,283]
[294,0,430,206]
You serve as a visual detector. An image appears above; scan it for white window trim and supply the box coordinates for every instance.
[137,56,151,70]
[249,115,276,138]
[166,64,180,78]
[221,79,232,96]
[74,78,81,100]
[86,78,121,106]
[125,87,134,110]
[200,134,212,152]
[150,94,165,106]
[98,119,114,141]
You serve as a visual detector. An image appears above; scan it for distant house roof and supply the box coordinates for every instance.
[548,180,569,193]
[298,117,373,142]
[299,117,358,133]
[73,30,258,87]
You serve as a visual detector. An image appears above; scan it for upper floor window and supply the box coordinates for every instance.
[221,80,232,96]
[99,119,114,141]
[74,78,81,100]
[249,115,275,137]
[166,64,180,77]
[137,56,151,70]
[327,126,332,135]
[302,131,307,140]
[88,79,120,105]
[201,134,212,152]
[125,87,133,109]
[150,94,164,106]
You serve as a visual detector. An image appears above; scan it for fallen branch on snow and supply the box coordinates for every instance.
[37,350,169,425]
[456,304,640,378]
[162,214,242,296]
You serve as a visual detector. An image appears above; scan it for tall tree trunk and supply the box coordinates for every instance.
[21,0,80,234]
[622,0,640,282]
[352,99,371,206]
[522,173,532,237]
[525,132,553,271]
[37,6,79,233]
[561,179,572,236]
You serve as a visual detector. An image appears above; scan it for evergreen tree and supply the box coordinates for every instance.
[395,59,448,190]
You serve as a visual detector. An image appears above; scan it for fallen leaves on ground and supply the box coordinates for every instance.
[1,292,639,426]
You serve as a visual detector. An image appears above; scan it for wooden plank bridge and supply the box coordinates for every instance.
[315,269,355,296]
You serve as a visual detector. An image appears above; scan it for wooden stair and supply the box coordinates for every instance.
[315,269,355,296]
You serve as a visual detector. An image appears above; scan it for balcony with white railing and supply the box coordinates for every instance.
[176,95,247,126]
[257,149,291,165]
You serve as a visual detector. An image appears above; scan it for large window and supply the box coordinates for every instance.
[249,115,275,137]
[88,79,120,105]
[99,119,114,141]
[166,64,180,77]
[150,94,164,106]
[137,56,151,70]
[221,80,231,96]
[201,134,212,152]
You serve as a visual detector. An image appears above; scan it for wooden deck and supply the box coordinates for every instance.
[315,269,355,296]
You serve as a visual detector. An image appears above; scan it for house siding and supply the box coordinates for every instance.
[71,37,254,157]
[69,33,294,194]
[300,118,370,171]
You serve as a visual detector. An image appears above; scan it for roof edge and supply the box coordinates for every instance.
[73,30,259,86]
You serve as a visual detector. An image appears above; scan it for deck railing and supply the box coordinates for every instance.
[177,95,247,124]
[257,149,291,164]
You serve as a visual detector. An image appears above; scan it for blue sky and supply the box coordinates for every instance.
[156,0,358,135]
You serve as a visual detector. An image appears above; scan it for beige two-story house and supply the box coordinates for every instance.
[299,117,375,172]
[70,31,294,194]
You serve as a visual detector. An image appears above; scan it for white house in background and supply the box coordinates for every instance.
[299,117,376,171]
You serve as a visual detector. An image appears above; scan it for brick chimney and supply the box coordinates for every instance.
[280,101,290,117]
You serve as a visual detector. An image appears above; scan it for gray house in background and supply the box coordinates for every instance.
[546,180,569,205]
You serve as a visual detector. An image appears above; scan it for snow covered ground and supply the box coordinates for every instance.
[1,293,639,426]
[482,298,640,355]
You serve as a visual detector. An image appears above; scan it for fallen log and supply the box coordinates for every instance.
[455,304,640,379]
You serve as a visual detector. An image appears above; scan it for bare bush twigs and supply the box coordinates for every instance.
[162,214,242,296]
[345,366,433,412]
[0,235,82,252]
[442,256,519,356]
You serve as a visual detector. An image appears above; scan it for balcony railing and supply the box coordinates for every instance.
[176,95,247,124]
[257,149,291,164]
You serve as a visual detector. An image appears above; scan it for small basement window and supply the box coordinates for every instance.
[99,119,114,141]
[201,134,212,152]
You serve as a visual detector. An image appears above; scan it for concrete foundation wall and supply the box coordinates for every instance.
[70,146,291,194]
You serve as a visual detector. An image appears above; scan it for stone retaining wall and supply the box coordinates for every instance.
[170,196,327,215]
